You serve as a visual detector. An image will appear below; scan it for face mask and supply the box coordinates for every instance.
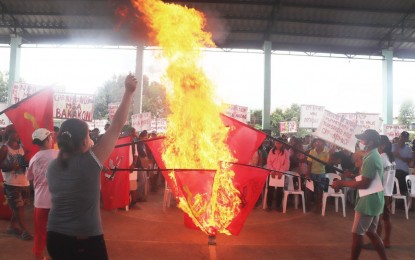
[359,142,366,151]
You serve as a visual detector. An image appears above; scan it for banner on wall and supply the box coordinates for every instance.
[225,104,249,123]
[383,124,408,140]
[53,93,94,122]
[338,112,382,132]
[299,104,325,129]
[314,110,361,152]
[279,121,298,133]
[131,112,152,132]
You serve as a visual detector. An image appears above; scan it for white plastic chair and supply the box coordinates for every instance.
[262,173,285,210]
[163,181,172,212]
[282,171,306,213]
[322,173,346,217]
[406,175,415,211]
[392,177,408,219]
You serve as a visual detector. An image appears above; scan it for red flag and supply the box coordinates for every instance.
[2,88,53,160]
[220,114,267,164]
[100,136,132,210]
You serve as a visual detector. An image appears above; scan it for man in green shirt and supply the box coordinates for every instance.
[332,129,387,260]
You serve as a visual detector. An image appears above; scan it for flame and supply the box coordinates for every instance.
[132,0,240,235]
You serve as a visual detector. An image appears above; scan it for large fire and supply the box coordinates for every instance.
[132,0,240,235]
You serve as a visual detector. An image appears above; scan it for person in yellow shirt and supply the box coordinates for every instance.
[307,138,330,210]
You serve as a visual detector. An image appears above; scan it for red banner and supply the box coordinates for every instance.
[100,136,132,210]
[2,88,54,160]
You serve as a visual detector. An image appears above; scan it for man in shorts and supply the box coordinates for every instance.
[332,129,387,260]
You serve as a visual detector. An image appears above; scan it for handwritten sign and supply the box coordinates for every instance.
[131,112,152,132]
[225,104,249,123]
[108,103,120,122]
[11,83,39,104]
[338,113,382,132]
[314,110,361,152]
[150,118,167,133]
[0,103,10,127]
[383,124,408,140]
[299,105,325,129]
[279,121,298,133]
[86,119,109,132]
[53,93,94,122]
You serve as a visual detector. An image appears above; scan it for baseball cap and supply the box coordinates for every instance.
[32,128,51,143]
[355,129,380,142]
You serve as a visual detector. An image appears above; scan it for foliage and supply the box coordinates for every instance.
[0,71,9,103]
[268,104,311,137]
[398,99,415,128]
[249,109,262,129]
[93,74,169,121]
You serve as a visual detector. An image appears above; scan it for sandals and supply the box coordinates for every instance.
[20,231,33,241]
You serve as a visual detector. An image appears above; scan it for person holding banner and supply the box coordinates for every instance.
[266,137,290,211]
[46,74,137,260]
[332,129,387,260]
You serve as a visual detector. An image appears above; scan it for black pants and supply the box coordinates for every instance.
[395,169,409,195]
[267,186,283,209]
[47,231,108,260]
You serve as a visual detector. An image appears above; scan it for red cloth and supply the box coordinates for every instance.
[220,113,267,164]
[2,88,54,161]
[33,207,49,258]
[100,136,131,210]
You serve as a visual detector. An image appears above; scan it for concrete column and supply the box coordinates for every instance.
[7,35,22,104]
[382,49,393,125]
[134,41,145,114]
[262,41,272,131]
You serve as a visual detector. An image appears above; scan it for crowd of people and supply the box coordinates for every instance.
[0,75,414,259]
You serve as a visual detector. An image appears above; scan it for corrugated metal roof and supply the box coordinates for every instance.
[1,0,415,58]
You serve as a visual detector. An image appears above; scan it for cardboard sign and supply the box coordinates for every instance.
[299,105,325,129]
[225,104,249,123]
[383,124,408,140]
[131,112,152,132]
[338,113,382,132]
[314,110,361,152]
[53,93,94,122]
[150,118,167,133]
[279,121,298,133]
[0,103,10,127]
[11,83,39,104]
[108,103,120,122]
[86,119,109,132]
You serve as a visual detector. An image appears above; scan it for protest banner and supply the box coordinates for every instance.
[53,92,94,122]
[279,121,298,133]
[338,112,382,132]
[131,112,152,132]
[108,103,120,122]
[225,104,249,123]
[299,104,325,129]
[314,110,361,152]
[383,124,408,140]
[86,119,108,132]
[0,103,10,127]
[10,83,39,104]
[150,118,167,133]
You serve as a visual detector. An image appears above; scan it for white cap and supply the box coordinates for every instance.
[32,128,51,143]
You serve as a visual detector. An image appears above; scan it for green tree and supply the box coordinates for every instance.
[93,74,125,120]
[249,109,262,129]
[142,77,169,118]
[269,104,311,137]
[0,71,9,103]
[398,100,415,128]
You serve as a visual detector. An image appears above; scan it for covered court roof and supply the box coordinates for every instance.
[1,0,415,58]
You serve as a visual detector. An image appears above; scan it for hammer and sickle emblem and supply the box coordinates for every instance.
[24,112,39,129]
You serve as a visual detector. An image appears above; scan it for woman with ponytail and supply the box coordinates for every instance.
[46,74,137,260]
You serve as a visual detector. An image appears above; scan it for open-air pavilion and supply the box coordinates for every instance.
[1,1,415,259]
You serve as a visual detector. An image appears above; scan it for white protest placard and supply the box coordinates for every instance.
[299,104,325,128]
[0,103,10,127]
[383,124,408,140]
[314,110,361,152]
[338,112,382,132]
[108,103,120,122]
[131,112,152,132]
[86,119,109,132]
[225,104,249,123]
[53,93,95,122]
[279,121,298,133]
[151,118,167,133]
[11,83,39,104]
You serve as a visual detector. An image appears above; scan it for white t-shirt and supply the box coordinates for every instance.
[27,149,58,208]
[381,153,396,196]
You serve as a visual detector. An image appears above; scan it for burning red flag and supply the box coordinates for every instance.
[0,88,53,160]
[100,136,132,210]
[220,114,267,164]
